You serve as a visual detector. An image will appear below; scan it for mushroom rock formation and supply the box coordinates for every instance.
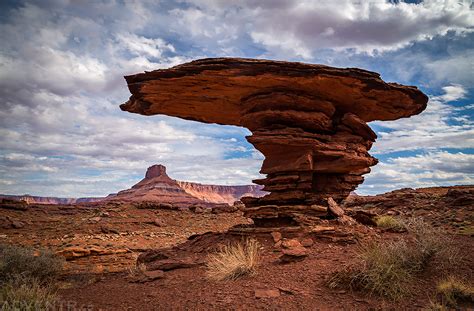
[121,58,428,225]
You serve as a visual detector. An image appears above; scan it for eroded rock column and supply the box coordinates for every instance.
[238,92,379,224]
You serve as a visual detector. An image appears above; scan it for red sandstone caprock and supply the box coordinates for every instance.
[120,58,428,225]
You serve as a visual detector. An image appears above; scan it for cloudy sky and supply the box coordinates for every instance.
[0,0,473,197]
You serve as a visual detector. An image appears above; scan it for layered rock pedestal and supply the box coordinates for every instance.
[121,58,428,225]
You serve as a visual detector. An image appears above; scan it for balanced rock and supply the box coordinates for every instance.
[121,58,428,225]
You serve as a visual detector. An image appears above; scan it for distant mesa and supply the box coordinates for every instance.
[0,164,265,206]
[111,164,265,206]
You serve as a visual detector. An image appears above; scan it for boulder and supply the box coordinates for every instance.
[301,238,314,247]
[271,231,282,243]
[280,246,308,263]
[327,197,345,217]
[281,239,302,249]
[255,288,281,298]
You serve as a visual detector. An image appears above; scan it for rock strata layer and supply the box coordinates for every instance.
[121,58,428,224]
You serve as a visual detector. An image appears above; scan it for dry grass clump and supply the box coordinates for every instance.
[0,244,63,310]
[328,218,458,300]
[436,276,474,307]
[328,240,417,300]
[375,215,406,232]
[405,217,458,269]
[0,276,58,310]
[206,239,261,281]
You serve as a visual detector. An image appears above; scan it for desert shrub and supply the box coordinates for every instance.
[328,240,417,300]
[0,244,63,284]
[375,215,406,231]
[328,218,458,300]
[436,276,474,307]
[0,276,57,310]
[405,217,458,269]
[0,244,63,310]
[206,239,260,281]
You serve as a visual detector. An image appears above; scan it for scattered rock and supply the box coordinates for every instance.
[301,238,314,247]
[327,197,345,217]
[140,270,165,282]
[100,226,120,234]
[11,220,25,229]
[337,215,357,226]
[349,210,377,226]
[212,204,237,213]
[280,247,308,263]
[271,231,282,243]
[57,247,129,261]
[281,239,302,249]
[57,247,91,260]
[153,218,165,227]
[194,207,204,214]
[146,259,198,271]
[255,288,280,298]
[310,226,335,233]
[159,203,174,209]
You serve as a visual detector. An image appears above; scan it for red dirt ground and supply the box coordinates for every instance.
[1,186,473,310]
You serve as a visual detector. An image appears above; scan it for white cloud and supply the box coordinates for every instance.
[424,50,474,86]
[173,0,474,57]
[359,151,474,195]
[371,84,473,153]
[0,0,472,197]
[116,33,175,58]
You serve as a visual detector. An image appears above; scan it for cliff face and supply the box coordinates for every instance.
[176,181,265,205]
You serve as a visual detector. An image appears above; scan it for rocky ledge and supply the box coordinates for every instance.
[121,58,428,225]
